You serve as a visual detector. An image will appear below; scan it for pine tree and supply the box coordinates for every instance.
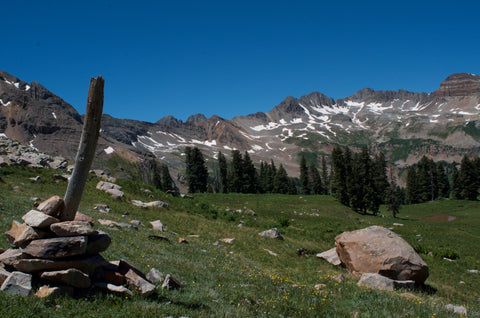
[451,163,462,199]
[321,155,329,194]
[330,146,348,205]
[242,151,257,193]
[218,151,228,193]
[185,147,208,193]
[386,169,401,218]
[459,155,479,200]
[273,164,290,194]
[300,156,310,195]
[405,166,419,204]
[373,152,388,204]
[436,162,450,198]
[228,150,243,193]
[308,162,323,194]
[348,152,364,213]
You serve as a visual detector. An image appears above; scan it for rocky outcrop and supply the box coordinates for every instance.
[434,73,480,97]
[335,226,429,284]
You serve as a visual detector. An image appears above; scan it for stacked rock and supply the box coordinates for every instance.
[0,195,156,297]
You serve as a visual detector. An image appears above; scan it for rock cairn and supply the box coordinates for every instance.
[0,195,158,298]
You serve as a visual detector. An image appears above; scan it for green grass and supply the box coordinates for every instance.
[0,166,479,317]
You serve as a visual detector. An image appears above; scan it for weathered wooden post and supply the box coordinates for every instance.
[63,76,104,221]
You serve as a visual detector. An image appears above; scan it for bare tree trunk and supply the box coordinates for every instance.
[63,76,104,221]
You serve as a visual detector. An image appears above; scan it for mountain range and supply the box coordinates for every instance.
[1,70,479,188]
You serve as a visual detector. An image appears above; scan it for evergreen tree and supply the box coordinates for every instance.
[436,162,450,198]
[300,156,310,195]
[273,164,290,194]
[459,155,479,200]
[185,147,208,193]
[321,155,329,194]
[348,152,364,213]
[451,163,462,199]
[405,166,419,204]
[360,146,379,215]
[228,150,243,193]
[386,169,401,218]
[218,151,228,193]
[242,151,257,193]
[330,146,348,206]
[373,152,389,204]
[308,162,323,194]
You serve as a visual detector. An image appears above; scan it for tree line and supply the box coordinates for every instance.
[184,147,297,194]
[183,146,480,207]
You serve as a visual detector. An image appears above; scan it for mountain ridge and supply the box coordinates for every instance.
[1,70,479,189]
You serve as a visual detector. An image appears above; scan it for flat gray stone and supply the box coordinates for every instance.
[1,271,32,296]
[316,247,341,266]
[357,273,416,291]
[125,269,155,295]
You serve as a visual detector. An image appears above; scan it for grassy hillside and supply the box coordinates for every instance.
[0,166,479,317]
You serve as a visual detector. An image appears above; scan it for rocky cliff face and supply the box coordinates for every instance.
[1,70,479,181]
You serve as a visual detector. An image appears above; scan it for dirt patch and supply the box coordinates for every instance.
[427,214,458,222]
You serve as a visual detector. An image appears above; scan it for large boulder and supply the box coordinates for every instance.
[335,226,429,284]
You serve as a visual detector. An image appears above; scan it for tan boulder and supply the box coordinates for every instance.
[335,226,429,284]
[0,248,27,267]
[125,269,155,295]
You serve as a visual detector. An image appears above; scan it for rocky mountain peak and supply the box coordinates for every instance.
[435,73,480,97]
[186,113,207,124]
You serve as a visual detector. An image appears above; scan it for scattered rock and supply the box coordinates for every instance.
[98,219,121,228]
[147,268,165,283]
[357,273,415,291]
[316,247,341,266]
[125,269,156,295]
[178,237,188,244]
[445,304,468,316]
[0,271,32,296]
[94,203,111,213]
[333,274,346,283]
[314,283,326,290]
[393,223,404,226]
[150,220,165,231]
[219,238,235,244]
[40,268,91,289]
[335,226,429,284]
[96,181,124,199]
[264,249,278,256]
[258,228,284,240]
[130,220,145,227]
[161,274,186,290]
[106,283,133,296]
[145,201,169,208]
[22,210,59,229]
[50,221,96,237]
[131,200,148,208]
[467,269,479,274]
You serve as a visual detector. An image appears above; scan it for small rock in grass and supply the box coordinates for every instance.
[147,268,165,283]
[150,220,164,231]
[161,274,186,290]
[219,238,235,244]
[445,304,468,316]
[258,228,283,240]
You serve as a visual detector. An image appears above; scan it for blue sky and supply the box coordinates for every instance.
[2,1,479,122]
